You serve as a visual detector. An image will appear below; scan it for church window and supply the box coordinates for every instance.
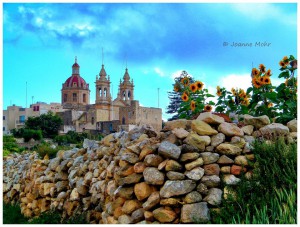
[64,94,68,102]
[3,116,5,120]
[73,93,77,102]
[83,94,86,103]
[128,91,131,98]
[99,88,102,96]
[104,88,107,97]
[3,127,5,131]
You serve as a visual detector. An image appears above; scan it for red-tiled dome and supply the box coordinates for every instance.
[64,75,89,89]
[72,62,80,68]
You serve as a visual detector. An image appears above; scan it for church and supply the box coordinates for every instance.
[60,57,162,134]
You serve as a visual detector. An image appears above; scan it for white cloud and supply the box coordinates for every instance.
[154,67,164,77]
[171,70,183,80]
[219,74,252,92]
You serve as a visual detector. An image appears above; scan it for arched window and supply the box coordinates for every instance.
[104,88,107,97]
[91,117,94,125]
[64,94,68,102]
[128,91,131,98]
[123,91,126,100]
[73,93,77,102]
[122,117,125,124]
[99,88,102,96]
[83,94,86,103]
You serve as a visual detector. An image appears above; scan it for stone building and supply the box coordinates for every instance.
[61,57,162,134]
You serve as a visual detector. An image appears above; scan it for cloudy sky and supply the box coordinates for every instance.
[3,3,297,120]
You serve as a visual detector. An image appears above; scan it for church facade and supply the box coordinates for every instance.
[60,58,162,133]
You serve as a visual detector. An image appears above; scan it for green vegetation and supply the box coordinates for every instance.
[209,138,297,224]
[3,135,25,156]
[31,141,70,159]
[54,130,88,146]
[3,202,88,224]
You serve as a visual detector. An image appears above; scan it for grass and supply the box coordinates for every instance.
[209,138,297,224]
[3,202,88,224]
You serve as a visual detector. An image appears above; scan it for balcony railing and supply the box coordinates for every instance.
[16,120,25,125]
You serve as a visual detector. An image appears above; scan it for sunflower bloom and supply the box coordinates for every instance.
[283,56,288,61]
[204,105,212,112]
[268,103,273,108]
[181,93,189,102]
[265,69,272,77]
[253,78,262,89]
[231,88,236,96]
[259,76,265,84]
[264,76,271,85]
[189,83,197,93]
[190,100,196,111]
[259,64,266,73]
[195,81,204,91]
[252,68,260,78]
[216,90,222,97]
[279,61,286,68]
[174,86,179,92]
[181,77,190,87]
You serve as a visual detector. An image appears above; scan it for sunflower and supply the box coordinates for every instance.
[231,88,236,96]
[283,56,288,61]
[181,77,190,87]
[204,105,212,112]
[195,81,204,91]
[189,83,197,93]
[263,76,271,85]
[259,76,265,84]
[259,64,266,73]
[279,61,286,68]
[241,98,250,106]
[265,69,272,77]
[181,92,189,102]
[251,68,260,78]
[216,90,222,97]
[190,100,196,111]
[252,77,262,89]
[267,103,273,108]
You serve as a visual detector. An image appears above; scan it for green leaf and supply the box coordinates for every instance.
[206,94,215,98]
[278,71,289,78]
[264,92,277,102]
[246,87,253,94]
[208,101,215,105]
[289,55,295,61]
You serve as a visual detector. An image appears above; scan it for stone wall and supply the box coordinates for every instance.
[3,113,297,224]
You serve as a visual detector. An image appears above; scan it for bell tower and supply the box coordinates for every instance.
[95,64,111,104]
[117,68,134,105]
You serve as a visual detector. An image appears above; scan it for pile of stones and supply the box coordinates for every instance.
[3,113,297,224]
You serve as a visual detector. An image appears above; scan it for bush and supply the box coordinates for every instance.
[53,131,88,145]
[3,135,25,156]
[209,138,297,224]
[22,129,43,142]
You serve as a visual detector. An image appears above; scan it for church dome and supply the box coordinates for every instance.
[64,75,88,89]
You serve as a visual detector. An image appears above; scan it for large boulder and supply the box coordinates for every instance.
[160,180,196,198]
[158,141,181,160]
[218,122,244,137]
[181,202,210,223]
[287,119,297,132]
[243,114,270,129]
[197,112,225,125]
[259,123,289,137]
[191,120,218,136]
[216,143,242,156]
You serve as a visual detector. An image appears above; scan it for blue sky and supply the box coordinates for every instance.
[3,3,297,120]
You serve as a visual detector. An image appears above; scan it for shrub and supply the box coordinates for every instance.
[3,135,25,155]
[22,129,43,142]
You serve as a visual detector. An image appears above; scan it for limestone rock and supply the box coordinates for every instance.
[180,152,200,162]
[185,158,204,171]
[191,120,218,136]
[203,188,222,205]
[231,165,247,175]
[153,207,177,223]
[287,119,297,132]
[259,123,289,137]
[183,191,202,204]
[181,202,210,223]
[143,167,165,185]
[217,155,234,164]
[160,198,181,206]
[201,152,220,164]
[120,152,139,164]
[158,141,181,160]
[241,125,254,136]
[218,122,244,137]
[244,114,270,129]
[234,155,249,166]
[165,160,182,171]
[134,182,152,201]
[121,200,141,215]
[172,128,189,139]
[201,175,220,188]
[102,134,115,146]
[131,208,144,223]
[142,191,160,211]
[117,173,143,186]
[184,132,206,151]
[230,136,246,148]
[163,119,190,131]
[166,171,185,180]
[144,154,163,167]
[244,135,255,144]
[70,188,80,201]
[114,186,134,199]
[196,183,209,195]
[204,164,220,176]
[133,162,146,173]
[160,180,196,198]
[211,133,225,147]
[216,143,242,156]
[223,174,241,185]
[197,112,225,125]
[185,167,205,181]
[118,214,133,224]
[220,166,231,174]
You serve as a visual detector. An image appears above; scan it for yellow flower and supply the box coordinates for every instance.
[181,77,190,87]
[279,61,286,68]
[190,100,196,111]
[204,105,212,112]
[189,83,197,93]
[252,77,262,89]
[251,68,260,78]
[231,88,236,96]
[283,56,288,61]
[264,76,271,85]
[259,64,266,73]
[217,86,221,90]
[216,90,222,97]
[181,92,189,102]
[268,103,273,108]
[259,76,265,84]
[195,81,204,91]
[265,69,272,77]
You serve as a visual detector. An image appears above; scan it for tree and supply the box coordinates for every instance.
[25,112,63,138]
[166,71,195,120]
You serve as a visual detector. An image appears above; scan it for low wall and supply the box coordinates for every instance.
[3,113,297,224]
